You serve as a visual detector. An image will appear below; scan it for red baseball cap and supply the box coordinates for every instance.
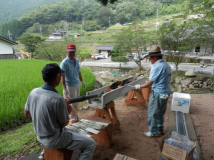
[66,44,76,52]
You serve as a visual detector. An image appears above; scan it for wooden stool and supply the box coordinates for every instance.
[94,101,120,131]
[124,89,146,109]
[86,115,113,148]
[43,146,73,160]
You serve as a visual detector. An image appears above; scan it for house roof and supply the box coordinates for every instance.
[97,46,114,51]
[0,36,18,45]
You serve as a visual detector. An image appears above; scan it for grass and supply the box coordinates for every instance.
[0,123,40,158]
[0,59,95,130]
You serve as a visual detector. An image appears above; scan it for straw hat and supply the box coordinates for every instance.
[145,45,162,58]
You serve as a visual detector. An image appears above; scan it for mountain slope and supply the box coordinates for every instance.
[0,0,62,24]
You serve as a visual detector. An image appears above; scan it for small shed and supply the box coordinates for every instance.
[0,36,18,59]
[97,46,114,58]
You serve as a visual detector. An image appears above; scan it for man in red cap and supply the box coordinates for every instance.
[60,44,86,120]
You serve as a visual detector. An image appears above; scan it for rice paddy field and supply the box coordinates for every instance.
[0,59,95,130]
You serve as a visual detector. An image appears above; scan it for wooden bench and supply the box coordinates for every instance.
[86,115,113,148]
[43,146,73,160]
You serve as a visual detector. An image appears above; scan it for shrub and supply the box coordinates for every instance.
[111,56,128,62]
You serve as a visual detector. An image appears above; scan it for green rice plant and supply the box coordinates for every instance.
[79,68,95,96]
[0,59,95,129]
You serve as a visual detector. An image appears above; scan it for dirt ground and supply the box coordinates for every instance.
[190,94,214,160]
[78,99,170,160]
[78,94,214,160]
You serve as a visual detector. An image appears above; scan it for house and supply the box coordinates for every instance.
[0,36,18,59]
[56,30,69,36]
[48,33,63,40]
[97,46,114,58]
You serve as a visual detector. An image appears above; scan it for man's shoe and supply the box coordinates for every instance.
[144,132,160,137]
[38,150,44,160]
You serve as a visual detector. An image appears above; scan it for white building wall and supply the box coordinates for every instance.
[100,51,108,58]
[0,40,13,54]
[200,44,213,53]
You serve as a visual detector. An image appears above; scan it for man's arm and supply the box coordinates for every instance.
[24,109,30,116]
[59,120,69,128]
[140,80,153,88]
[61,75,66,89]
[78,72,83,81]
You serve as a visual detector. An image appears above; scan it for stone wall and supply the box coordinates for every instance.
[173,77,214,93]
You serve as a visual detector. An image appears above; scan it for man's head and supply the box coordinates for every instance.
[42,63,65,83]
[145,45,162,64]
[66,44,76,60]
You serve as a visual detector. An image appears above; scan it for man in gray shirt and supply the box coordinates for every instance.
[24,63,95,160]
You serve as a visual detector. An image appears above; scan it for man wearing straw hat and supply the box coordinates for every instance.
[135,45,171,137]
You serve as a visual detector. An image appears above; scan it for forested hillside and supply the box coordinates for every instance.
[0,0,62,25]
[0,0,201,40]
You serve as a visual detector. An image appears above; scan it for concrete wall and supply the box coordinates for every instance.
[0,54,14,59]
[0,40,13,55]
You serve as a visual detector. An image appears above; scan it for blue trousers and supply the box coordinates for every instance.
[148,91,170,135]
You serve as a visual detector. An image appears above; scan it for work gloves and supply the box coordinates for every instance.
[63,88,70,99]
[135,84,141,90]
[81,81,86,88]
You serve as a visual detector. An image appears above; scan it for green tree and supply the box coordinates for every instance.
[97,7,112,27]
[35,37,79,62]
[18,33,46,57]
[113,19,147,70]
[158,21,195,71]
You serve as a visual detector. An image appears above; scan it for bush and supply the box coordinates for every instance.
[78,53,91,59]
[111,56,128,62]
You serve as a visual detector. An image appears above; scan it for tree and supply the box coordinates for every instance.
[97,7,112,27]
[36,37,79,62]
[182,0,214,55]
[18,33,45,57]
[113,19,147,71]
[96,0,118,6]
[158,21,195,71]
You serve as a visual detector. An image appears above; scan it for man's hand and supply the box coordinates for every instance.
[63,88,70,98]
[81,81,86,88]
[135,84,141,90]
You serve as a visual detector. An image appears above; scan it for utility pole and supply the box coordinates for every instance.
[156,7,158,37]
[81,25,82,38]
[7,30,12,40]
[40,26,42,37]
[109,17,111,28]
[65,21,69,36]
